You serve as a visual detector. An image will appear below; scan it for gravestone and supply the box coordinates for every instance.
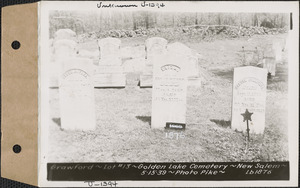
[50,39,78,87]
[151,51,188,129]
[95,37,125,87]
[59,57,96,130]
[54,29,77,41]
[140,37,167,88]
[53,39,77,60]
[98,37,122,65]
[167,42,201,86]
[231,66,267,134]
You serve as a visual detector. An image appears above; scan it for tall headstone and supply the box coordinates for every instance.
[231,66,267,134]
[151,51,188,129]
[167,42,201,86]
[140,37,167,88]
[59,57,96,130]
[95,37,125,87]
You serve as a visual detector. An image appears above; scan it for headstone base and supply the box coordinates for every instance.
[139,74,153,88]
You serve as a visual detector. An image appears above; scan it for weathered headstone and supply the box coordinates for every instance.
[140,37,167,88]
[59,57,96,130]
[151,51,188,129]
[98,37,122,65]
[54,29,77,41]
[50,39,78,87]
[95,37,125,87]
[53,39,77,60]
[167,42,201,86]
[231,66,267,134]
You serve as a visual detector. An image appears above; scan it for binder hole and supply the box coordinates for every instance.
[11,41,21,50]
[13,144,21,154]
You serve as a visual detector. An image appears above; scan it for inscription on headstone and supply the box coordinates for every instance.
[231,66,267,134]
[59,57,96,130]
[151,52,188,129]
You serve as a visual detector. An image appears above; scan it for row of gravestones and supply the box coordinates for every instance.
[50,29,201,88]
[59,54,268,135]
[140,37,201,87]
[54,29,268,135]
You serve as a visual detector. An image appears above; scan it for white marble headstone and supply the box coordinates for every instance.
[231,66,267,134]
[54,29,77,41]
[167,42,199,78]
[151,51,188,129]
[145,37,168,60]
[59,57,96,130]
[95,38,125,87]
[53,39,77,61]
[98,37,121,65]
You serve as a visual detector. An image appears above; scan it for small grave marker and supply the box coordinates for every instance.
[241,109,253,141]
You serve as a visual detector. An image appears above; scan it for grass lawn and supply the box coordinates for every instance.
[48,33,288,162]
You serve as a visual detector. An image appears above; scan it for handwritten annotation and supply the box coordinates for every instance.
[97,1,165,8]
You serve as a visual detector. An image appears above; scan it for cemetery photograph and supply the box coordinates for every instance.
[46,9,290,163]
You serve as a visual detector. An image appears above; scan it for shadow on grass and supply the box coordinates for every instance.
[212,69,234,80]
[210,119,231,128]
[136,116,151,125]
[52,118,61,127]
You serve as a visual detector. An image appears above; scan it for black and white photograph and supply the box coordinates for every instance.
[38,1,299,187]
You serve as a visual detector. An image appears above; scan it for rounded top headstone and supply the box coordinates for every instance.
[145,37,168,48]
[97,37,121,47]
[54,29,77,40]
[167,42,192,55]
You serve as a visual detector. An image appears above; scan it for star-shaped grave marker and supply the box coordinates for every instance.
[241,109,253,142]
